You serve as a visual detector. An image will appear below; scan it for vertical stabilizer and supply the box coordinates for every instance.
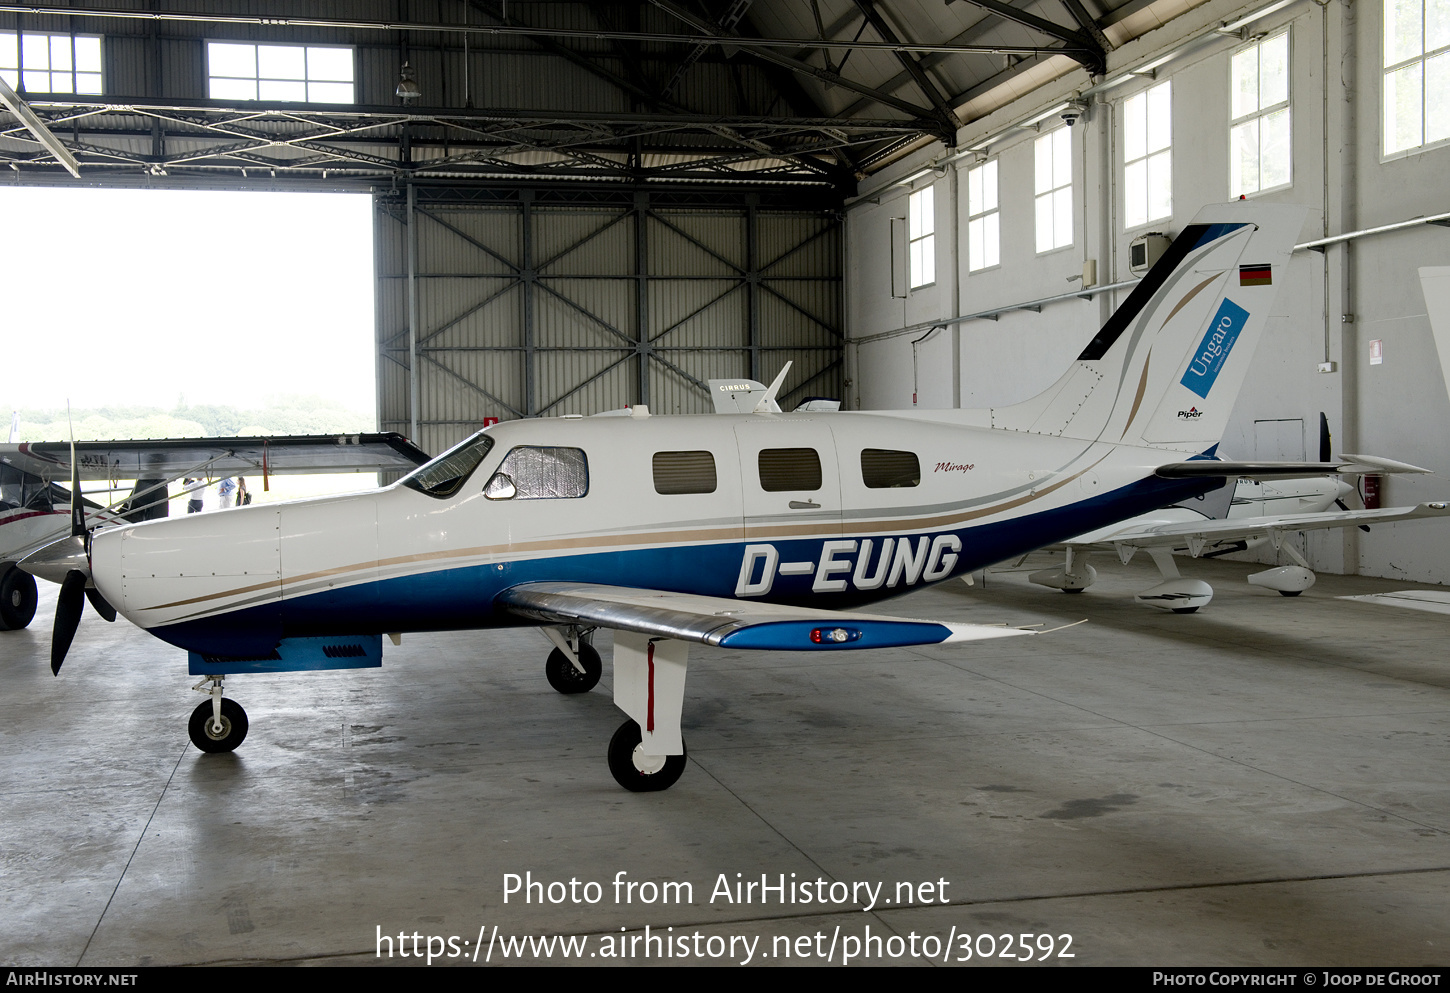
[991,202,1308,450]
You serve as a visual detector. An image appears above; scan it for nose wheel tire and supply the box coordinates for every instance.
[188,698,249,753]
[545,643,602,694]
[607,719,686,792]
[0,566,38,630]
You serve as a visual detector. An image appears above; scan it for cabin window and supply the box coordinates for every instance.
[758,448,821,492]
[861,449,920,488]
[652,451,717,494]
[400,434,495,499]
[485,447,589,500]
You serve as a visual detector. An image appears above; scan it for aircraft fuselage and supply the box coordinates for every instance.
[88,410,1211,657]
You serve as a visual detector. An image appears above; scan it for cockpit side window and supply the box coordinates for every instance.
[401,434,495,499]
[0,464,50,513]
[484,447,589,500]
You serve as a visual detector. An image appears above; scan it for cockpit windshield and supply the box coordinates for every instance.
[400,433,496,499]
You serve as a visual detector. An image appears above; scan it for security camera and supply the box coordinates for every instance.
[1060,100,1088,127]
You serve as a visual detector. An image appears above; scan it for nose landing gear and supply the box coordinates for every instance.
[188,675,248,753]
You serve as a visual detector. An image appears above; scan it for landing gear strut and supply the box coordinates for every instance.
[542,627,601,693]
[188,675,248,753]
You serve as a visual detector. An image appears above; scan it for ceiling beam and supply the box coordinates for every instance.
[0,74,81,176]
[944,0,1105,73]
[849,0,963,137]
[0,4,1085,56]
[644,0,945,134]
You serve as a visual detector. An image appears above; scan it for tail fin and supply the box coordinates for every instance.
[991,202,1308,450]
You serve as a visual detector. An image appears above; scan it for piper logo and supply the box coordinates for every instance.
[1177,407,1203,419]
[735,535,963,597]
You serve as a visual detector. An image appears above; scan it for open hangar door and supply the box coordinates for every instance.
[375,184,842,457]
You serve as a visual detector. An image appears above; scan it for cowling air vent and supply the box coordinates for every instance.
[190,633,383,674]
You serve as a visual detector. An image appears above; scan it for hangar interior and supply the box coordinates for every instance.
[3,0,1450,968]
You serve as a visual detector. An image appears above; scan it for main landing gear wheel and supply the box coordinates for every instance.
[188,698,249,753]
[1279,590,1302,597]
[546,643,602,694]
[607,719,686,792]
[0,566,38,630]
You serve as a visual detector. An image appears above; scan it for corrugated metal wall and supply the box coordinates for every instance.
[377,186,842,457]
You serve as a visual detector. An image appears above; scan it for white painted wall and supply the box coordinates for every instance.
[846,0,1450,583]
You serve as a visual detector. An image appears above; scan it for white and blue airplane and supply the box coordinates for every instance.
[19,202,1429,792]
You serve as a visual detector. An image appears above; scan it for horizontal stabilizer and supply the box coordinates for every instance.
[498,582,1035,651]
[1156,458,1432,480]
[1068,502,1450,550]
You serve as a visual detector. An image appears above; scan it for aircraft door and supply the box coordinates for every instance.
[733,421,844,599]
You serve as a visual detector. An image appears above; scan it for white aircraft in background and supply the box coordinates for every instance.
[1024,412,1450,610]
[0,434,427,630]
[20,203,1437,793]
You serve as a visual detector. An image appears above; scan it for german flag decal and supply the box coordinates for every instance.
[1239,264,1272,286]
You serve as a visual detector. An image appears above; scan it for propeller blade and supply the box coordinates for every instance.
[69,403,84,539]
[85,587,117,622]
[52,569,87,675]
[1319,412,1332,464]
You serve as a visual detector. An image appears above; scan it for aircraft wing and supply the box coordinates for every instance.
[1067,502,1450,551]
[0,433,429,481]
[498,582,1037,650]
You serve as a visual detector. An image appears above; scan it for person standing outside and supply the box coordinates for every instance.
[217,476,236,509]
[184,478,203,514]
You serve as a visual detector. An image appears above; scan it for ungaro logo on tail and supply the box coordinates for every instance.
[1180,298,1249,398]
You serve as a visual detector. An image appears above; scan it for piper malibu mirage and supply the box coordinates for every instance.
[21,203,1433,792]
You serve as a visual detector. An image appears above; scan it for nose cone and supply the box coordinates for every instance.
[19,535,90,585]
[1336,479,1355,501]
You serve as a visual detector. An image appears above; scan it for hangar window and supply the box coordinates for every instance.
[1383,0,1450,154]
[207,41,355,103]
[860,450,920,489]
[758,448,822,492]
[1124,80,1172,227]
[967,160,999,272]
[401,434,495,499]
[484,447,589,500]
[0,32,103,94]
[1231,31,1291,194]
[908,186,935,288]
[1034,127,1073,252]
[652,451,717,494]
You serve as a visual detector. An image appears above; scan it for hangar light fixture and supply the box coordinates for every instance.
[395,62,420,101]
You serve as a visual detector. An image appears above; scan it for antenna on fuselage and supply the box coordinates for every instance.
[751,361,793,414]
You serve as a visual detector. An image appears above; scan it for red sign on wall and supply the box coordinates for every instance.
[483,417,500,427]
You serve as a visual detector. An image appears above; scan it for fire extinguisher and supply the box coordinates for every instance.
[1362,473,1382,510]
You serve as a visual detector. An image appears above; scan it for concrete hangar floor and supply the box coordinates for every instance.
[2,554,1448,968]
